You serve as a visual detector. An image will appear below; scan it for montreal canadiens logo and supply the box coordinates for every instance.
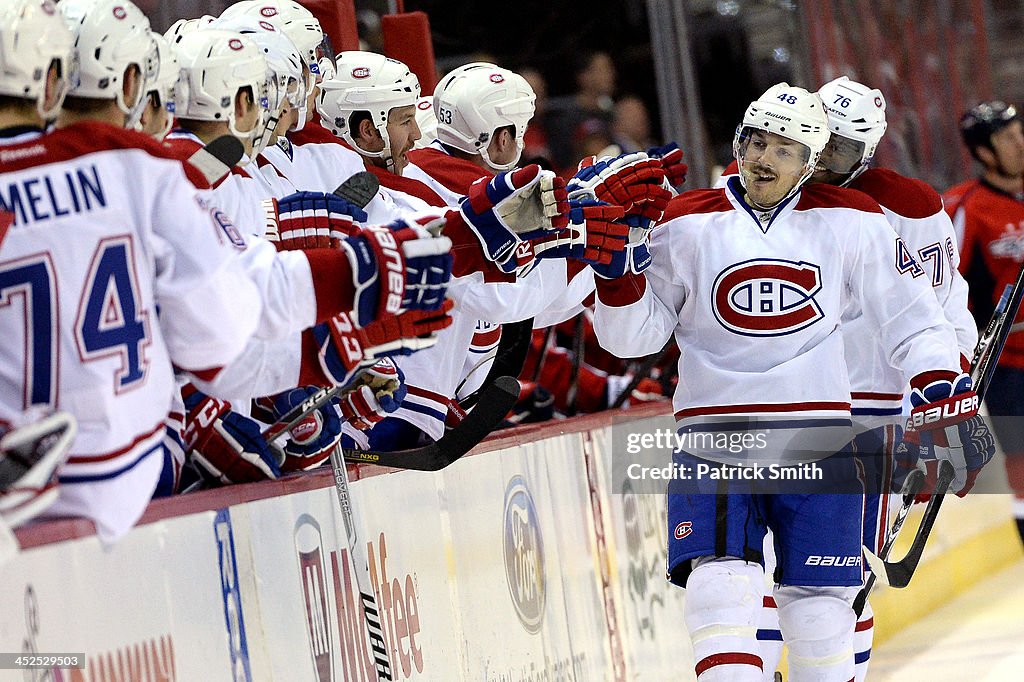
[259,20,276,31]
[228,38,244,51]
[712,258,824,336]
[260,6,277,16]
[112,5,126,19]
[490,73,505,83]
[674,522,692,540]
[417,100,431,110]
[352,67,371,79]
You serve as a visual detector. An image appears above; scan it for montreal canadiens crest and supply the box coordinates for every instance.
[712,258,824,336]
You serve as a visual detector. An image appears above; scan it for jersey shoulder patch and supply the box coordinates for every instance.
[796,183,883,214]
[850,168,942,219]
[661,188,733,222]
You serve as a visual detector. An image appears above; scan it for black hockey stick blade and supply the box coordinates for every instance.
[852,468,926,615]
[460,319,533,410]
[333,171,380,209]
[188,135,244,186]
[880,460,956,588]
[343,376,519,471]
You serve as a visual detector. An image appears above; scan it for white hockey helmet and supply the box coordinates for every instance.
[733,83,830,202]
[817,76,887,183]
[173,29,272,152]
[433,62,536,171]
[164,15,215,45]
[219,1,332,81]
[58,0,157,127]
[210,15,307,146]
[142,32,178,138]
[0,410,76,529]
[412,96,437,149]
[0,0,76,119]
[317,51,420,169]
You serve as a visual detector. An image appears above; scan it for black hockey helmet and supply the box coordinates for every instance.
[960,101,1019,159]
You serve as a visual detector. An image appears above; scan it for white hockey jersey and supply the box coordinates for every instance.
[0,123,266,541]
[593,178,961,457]
[841,168,976,418]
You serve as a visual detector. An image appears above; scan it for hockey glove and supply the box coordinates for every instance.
[647,142,689,187]
[339,358,408,430]
[457,165,567,275]
[590,227,653,279]
[182,387,281,484]
[906,371,995,497]
[253,386,344,472]
[524,198,628,265]
[343,217,454,328]
[263,191,368,250]
[386,212,455,310]
[569,151,672,229]
[314,299,455,386]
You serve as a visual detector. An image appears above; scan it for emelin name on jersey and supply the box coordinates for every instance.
[0,164,106,227]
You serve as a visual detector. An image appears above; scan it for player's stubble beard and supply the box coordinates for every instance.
[741,161,791,210]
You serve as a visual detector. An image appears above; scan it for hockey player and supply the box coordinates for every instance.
[219,0,335,146]
[752,76,980,682]
[137,32,178,141]
[0,1,450,539]
[163,28,454,479]
[945,101,1024,544]
[591,84,993,681]
[322,59,653,449]
[408,62,594,400]
[0,0,274,539]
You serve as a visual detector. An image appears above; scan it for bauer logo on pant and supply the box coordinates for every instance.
[712,258,824,336]
[503,475,546,634]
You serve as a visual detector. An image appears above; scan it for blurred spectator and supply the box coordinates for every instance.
[519,66,554,165]
[545,50,617,171]
[357,9,384,53]
[612,95,654,153]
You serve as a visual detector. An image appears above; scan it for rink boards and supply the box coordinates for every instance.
[0,405,702,682]
[0,403,1015,682]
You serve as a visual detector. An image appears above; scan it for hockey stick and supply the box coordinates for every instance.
[343,375,519,470]
[333,171,379,209]
[187,135,244,186]
[565,315,585,416]
[320,375,519,679]
[856,277,1023,606]
[459,320,533,410]
[609,342,673,409]
[328,445,394,680]
[852,469,926,615]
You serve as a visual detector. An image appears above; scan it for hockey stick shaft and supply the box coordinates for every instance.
[852,469,925,615]
[860,261,1024,599]
[328,447,394,680]
[609,343,672,409]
